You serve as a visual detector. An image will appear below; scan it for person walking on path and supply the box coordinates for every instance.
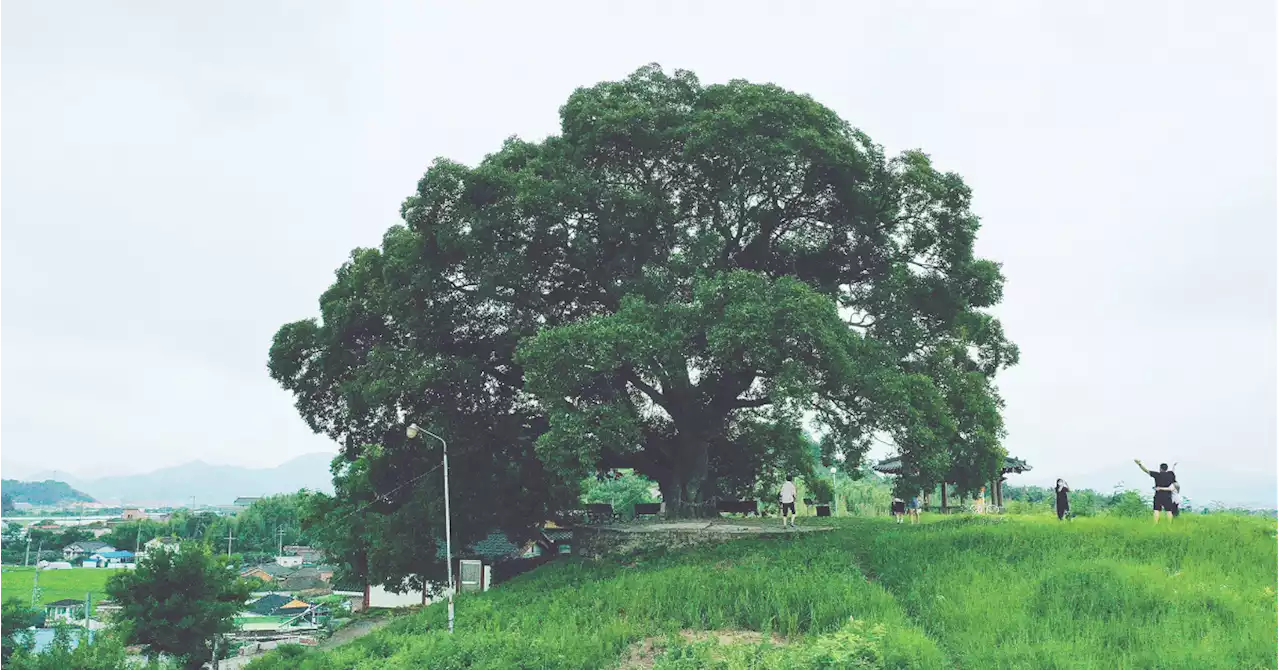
[779,476,798,529]
[1054,479,1071,520]
[907,494,921,524]
[1135,459,1177,523]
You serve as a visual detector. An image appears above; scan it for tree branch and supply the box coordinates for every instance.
[624,369,670,411]
[732,396,773,409]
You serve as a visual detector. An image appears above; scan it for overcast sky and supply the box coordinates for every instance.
[3,2,1275,505]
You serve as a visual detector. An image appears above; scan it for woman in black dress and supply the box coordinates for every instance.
[1054,479,1070,520]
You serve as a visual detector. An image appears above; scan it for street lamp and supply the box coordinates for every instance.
[830,467,839,516]
[406,423,454,634]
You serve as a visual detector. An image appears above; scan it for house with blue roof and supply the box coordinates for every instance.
[87,550,135,568]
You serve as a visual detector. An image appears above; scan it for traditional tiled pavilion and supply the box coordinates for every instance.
[872,455,1032,512]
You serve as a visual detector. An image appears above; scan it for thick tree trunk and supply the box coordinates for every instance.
[659,435,712,518]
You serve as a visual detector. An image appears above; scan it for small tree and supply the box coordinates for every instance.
[2,598,43,662]
[1106,490,1150,518]
[106,543,253,669]
[6,625,135,670]
[582,470,659,520]
[805,477,835,505]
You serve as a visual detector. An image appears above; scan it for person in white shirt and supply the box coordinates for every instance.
[779,476,798,528]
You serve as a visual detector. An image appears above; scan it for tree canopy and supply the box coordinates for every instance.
[105,544,253,669]
[269,64,1017,543]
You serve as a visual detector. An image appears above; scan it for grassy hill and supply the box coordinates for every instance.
[248,515,1276,670]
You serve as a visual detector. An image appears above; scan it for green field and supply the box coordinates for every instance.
[1,567,113,610]
[244,514,1278,670]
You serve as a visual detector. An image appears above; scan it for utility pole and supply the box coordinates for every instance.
[225,525,236,557]
[24,537,31,567]
[31,569,40,606]
[84,592,91,637]
[277,527,285,557]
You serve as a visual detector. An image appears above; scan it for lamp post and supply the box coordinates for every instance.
[830,466,839,516]
[406,423,454,634]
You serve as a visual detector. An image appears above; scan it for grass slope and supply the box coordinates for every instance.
[247,515,1277,670]
[1,567,113,609]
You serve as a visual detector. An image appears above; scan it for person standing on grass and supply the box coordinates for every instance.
[779,476,797,529]
[1170,482,1182,517]
[907,494,921,524]
[1054,479,1071,520]
[1134,459,1177,523]
[891,496,906,523]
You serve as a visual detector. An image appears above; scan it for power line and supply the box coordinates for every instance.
[325,461,445,527]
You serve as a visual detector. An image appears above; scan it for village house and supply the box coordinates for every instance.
[276,566,329,592]
[275,554,303,568]
[120,508,147,521]
[244,593,312,617]
[240,563,294,583]
[43,599,85,623]
[93,600,122,621]
[233,497,261,507]
[62,541,116,561]
[87,550,135,568]
[144,536,181,553]
[282,545,326,564]
[81,521,112,539]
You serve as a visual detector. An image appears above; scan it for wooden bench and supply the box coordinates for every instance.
[716,500,759,516]
[634,503,662,519]
[586,503,617,524]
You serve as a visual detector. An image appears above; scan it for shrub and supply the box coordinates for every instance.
[1106,490,1150,518]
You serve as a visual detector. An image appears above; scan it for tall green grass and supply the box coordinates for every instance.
[0,567,113,609]
[246,514,1277,670]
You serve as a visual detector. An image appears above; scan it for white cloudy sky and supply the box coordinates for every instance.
[3,1,1275,505]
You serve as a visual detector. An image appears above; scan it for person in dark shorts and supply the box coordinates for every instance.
[1135,459,1177,523]
[1054,479,1070,520]
[779,476,797,528]
[891,497,906,523]
[907,495,921,524]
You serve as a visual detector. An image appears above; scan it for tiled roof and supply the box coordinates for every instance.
[873,455,1032,476]
[247,594,294,615]
[66,541,113,553]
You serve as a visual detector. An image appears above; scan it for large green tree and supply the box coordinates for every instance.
[270,65,1017,526]
[105,544,253,670]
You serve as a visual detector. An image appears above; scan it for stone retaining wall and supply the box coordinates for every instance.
[573,526,732,559]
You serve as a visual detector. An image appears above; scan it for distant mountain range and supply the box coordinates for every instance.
[20,452,336,507]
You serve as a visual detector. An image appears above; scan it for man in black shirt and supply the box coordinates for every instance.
[1134,459,1177,523]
